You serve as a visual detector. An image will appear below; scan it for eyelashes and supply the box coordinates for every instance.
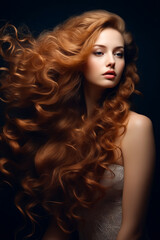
[93,50,124,58]
[114,52,124,58]
[93,51,104,56]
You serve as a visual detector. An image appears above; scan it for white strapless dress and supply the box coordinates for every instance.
[78,164,124,240]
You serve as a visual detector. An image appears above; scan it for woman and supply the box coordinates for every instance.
[0,10,155,240]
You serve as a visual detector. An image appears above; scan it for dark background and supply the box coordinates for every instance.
[0,0,159,239]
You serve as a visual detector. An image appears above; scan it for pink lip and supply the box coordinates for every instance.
[102,70,116,80]
[102,70,116,76]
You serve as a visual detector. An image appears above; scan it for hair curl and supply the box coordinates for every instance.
[0,10,139,235]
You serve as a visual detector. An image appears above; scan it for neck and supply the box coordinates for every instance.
[83,82,105,118]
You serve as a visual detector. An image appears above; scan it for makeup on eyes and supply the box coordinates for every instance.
[92,45,124,58]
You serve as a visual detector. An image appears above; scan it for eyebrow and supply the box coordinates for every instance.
[93,44,124,49]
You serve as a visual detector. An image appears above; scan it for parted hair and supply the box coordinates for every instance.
[0,10,139,234]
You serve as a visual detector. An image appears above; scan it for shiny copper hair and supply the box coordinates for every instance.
[0,10,139,235]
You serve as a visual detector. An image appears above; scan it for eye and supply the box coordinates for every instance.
[93,51,104,56]
[114,51,124,58]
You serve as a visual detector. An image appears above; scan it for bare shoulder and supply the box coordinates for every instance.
[126,111,153,132]
[121,111,155,166]
[121,111,154,151]
[115,111,155,165]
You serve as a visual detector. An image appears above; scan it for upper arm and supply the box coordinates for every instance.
[120,114,155,234]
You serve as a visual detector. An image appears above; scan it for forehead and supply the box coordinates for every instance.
[94,28,124,47]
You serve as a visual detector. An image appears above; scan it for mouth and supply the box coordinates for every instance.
[102,70,116,79]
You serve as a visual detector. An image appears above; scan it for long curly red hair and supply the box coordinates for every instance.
[0,10,139,234]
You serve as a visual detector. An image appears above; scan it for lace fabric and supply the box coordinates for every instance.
[78,164,124,240]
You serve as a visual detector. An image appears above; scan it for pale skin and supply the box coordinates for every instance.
[42,28,155,240]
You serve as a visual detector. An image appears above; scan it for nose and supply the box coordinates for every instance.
[106,53,115,68]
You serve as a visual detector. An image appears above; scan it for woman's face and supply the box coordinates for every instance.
[83,28,125,91]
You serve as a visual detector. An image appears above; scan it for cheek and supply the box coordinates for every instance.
[121,61,125,70]
[118,61,125,75]
[83,58,98,76]
[87,57,99,70]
